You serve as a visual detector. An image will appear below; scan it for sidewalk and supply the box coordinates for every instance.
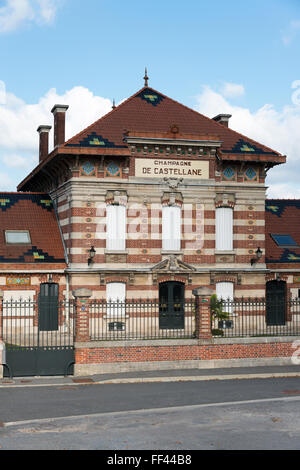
[1,364,300,388]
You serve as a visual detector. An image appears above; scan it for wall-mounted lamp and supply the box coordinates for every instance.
[48,273,53,283]
[251,247,263,266]
[88,246,96,266]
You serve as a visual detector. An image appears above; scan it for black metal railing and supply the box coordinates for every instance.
[89,299,196,340]
[1,299,76,348]
[212,297,300,338]
[1,297,299,344]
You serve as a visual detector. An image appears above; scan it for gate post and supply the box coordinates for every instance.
[0,291,3,378]
[0,290,3,341]
[192,287,214,340]
[73,288,93,342]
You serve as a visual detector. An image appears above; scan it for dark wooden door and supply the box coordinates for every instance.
[39,283,59,331]
[159,282,185,329]
[266,280,286,326]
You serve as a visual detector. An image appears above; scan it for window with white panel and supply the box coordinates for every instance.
[216,282,234,301]
[106,204,126,251]
[215,207,233,251]
[106,282,126,317]
[216,281,234,314]
[162,205,181,251]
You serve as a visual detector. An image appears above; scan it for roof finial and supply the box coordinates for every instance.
[112,98,116,110]
[144,67,149,87]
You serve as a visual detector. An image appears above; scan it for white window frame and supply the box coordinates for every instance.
[216,282,234,314]
[106,282,126,317]
[106,204,126,251]
[215,207,233,251]
[162,205,181,251]
[5,230,31,245]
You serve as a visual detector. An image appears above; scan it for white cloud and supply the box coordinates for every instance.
[0,84,112,153]
[0,0,59,33]
[195,82,300,199]
[0,171,14,189]
[282,20,300,45]
[0,80,5,104]
[0,82,113,189]
[221,82,245,99]
[2,153,34,168]
[0,79,300,198]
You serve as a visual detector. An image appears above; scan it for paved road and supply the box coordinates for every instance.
[1,376,300,450]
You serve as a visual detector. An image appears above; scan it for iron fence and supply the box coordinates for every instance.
[89,299,196,340]
[1,299,76,348]
[1,296,299,344]
[212,297,300,338]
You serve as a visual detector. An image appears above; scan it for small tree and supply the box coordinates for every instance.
[210,294,230,336]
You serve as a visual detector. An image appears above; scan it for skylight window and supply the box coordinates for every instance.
[5,230,31,244]
[271,234,299,248]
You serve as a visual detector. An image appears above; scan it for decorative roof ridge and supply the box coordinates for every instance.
[0,191,49,195]
[266,198,300,201]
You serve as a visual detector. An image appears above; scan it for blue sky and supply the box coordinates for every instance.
[0,0,300,195]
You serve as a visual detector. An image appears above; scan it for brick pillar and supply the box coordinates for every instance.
[73,288,92,342]
[0,290,3,341]
[192,287,214,340]
[0,290,3,378]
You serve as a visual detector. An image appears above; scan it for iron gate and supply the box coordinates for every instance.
[1,298,76,377]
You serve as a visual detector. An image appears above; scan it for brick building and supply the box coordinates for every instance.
[2,78,300,323]
[2,77,300,377]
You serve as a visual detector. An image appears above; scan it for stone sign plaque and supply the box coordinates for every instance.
[135,158,209,179]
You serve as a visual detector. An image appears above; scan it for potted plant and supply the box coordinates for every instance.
[210,294,231,336]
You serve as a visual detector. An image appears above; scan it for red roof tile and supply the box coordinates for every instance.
[64,86,282,156]
[0,193,66,264]
[266,200,300,265]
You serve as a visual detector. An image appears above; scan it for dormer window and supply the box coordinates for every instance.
[5,230,31,244]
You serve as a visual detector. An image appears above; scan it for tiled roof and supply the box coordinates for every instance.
[18,86,286,191]
[0,193,66,264]
[64,86,282,156]
[265,199,300,264]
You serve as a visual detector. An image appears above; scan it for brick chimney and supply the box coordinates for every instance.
[37,125,51,162]
[212,114,232,127]
[51,104,69,148]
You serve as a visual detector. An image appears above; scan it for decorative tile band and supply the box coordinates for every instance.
[6,276,31,286]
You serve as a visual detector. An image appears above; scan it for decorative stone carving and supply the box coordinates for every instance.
[215,254,235,264]
[161,191,183,207]
[163,177,183,189]
[105,253,127,263]
[105,190,127,206]
[215,193,235,208]
[151,255,196,273]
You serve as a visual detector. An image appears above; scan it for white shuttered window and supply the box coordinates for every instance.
[162,206,181,251]
[216,207,233,251]
[106,282,126,317]
[216,281,234,313]
[106,205,126,251]
[216,282,234,301]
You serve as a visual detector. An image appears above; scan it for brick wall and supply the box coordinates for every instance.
[74,338,295,372]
